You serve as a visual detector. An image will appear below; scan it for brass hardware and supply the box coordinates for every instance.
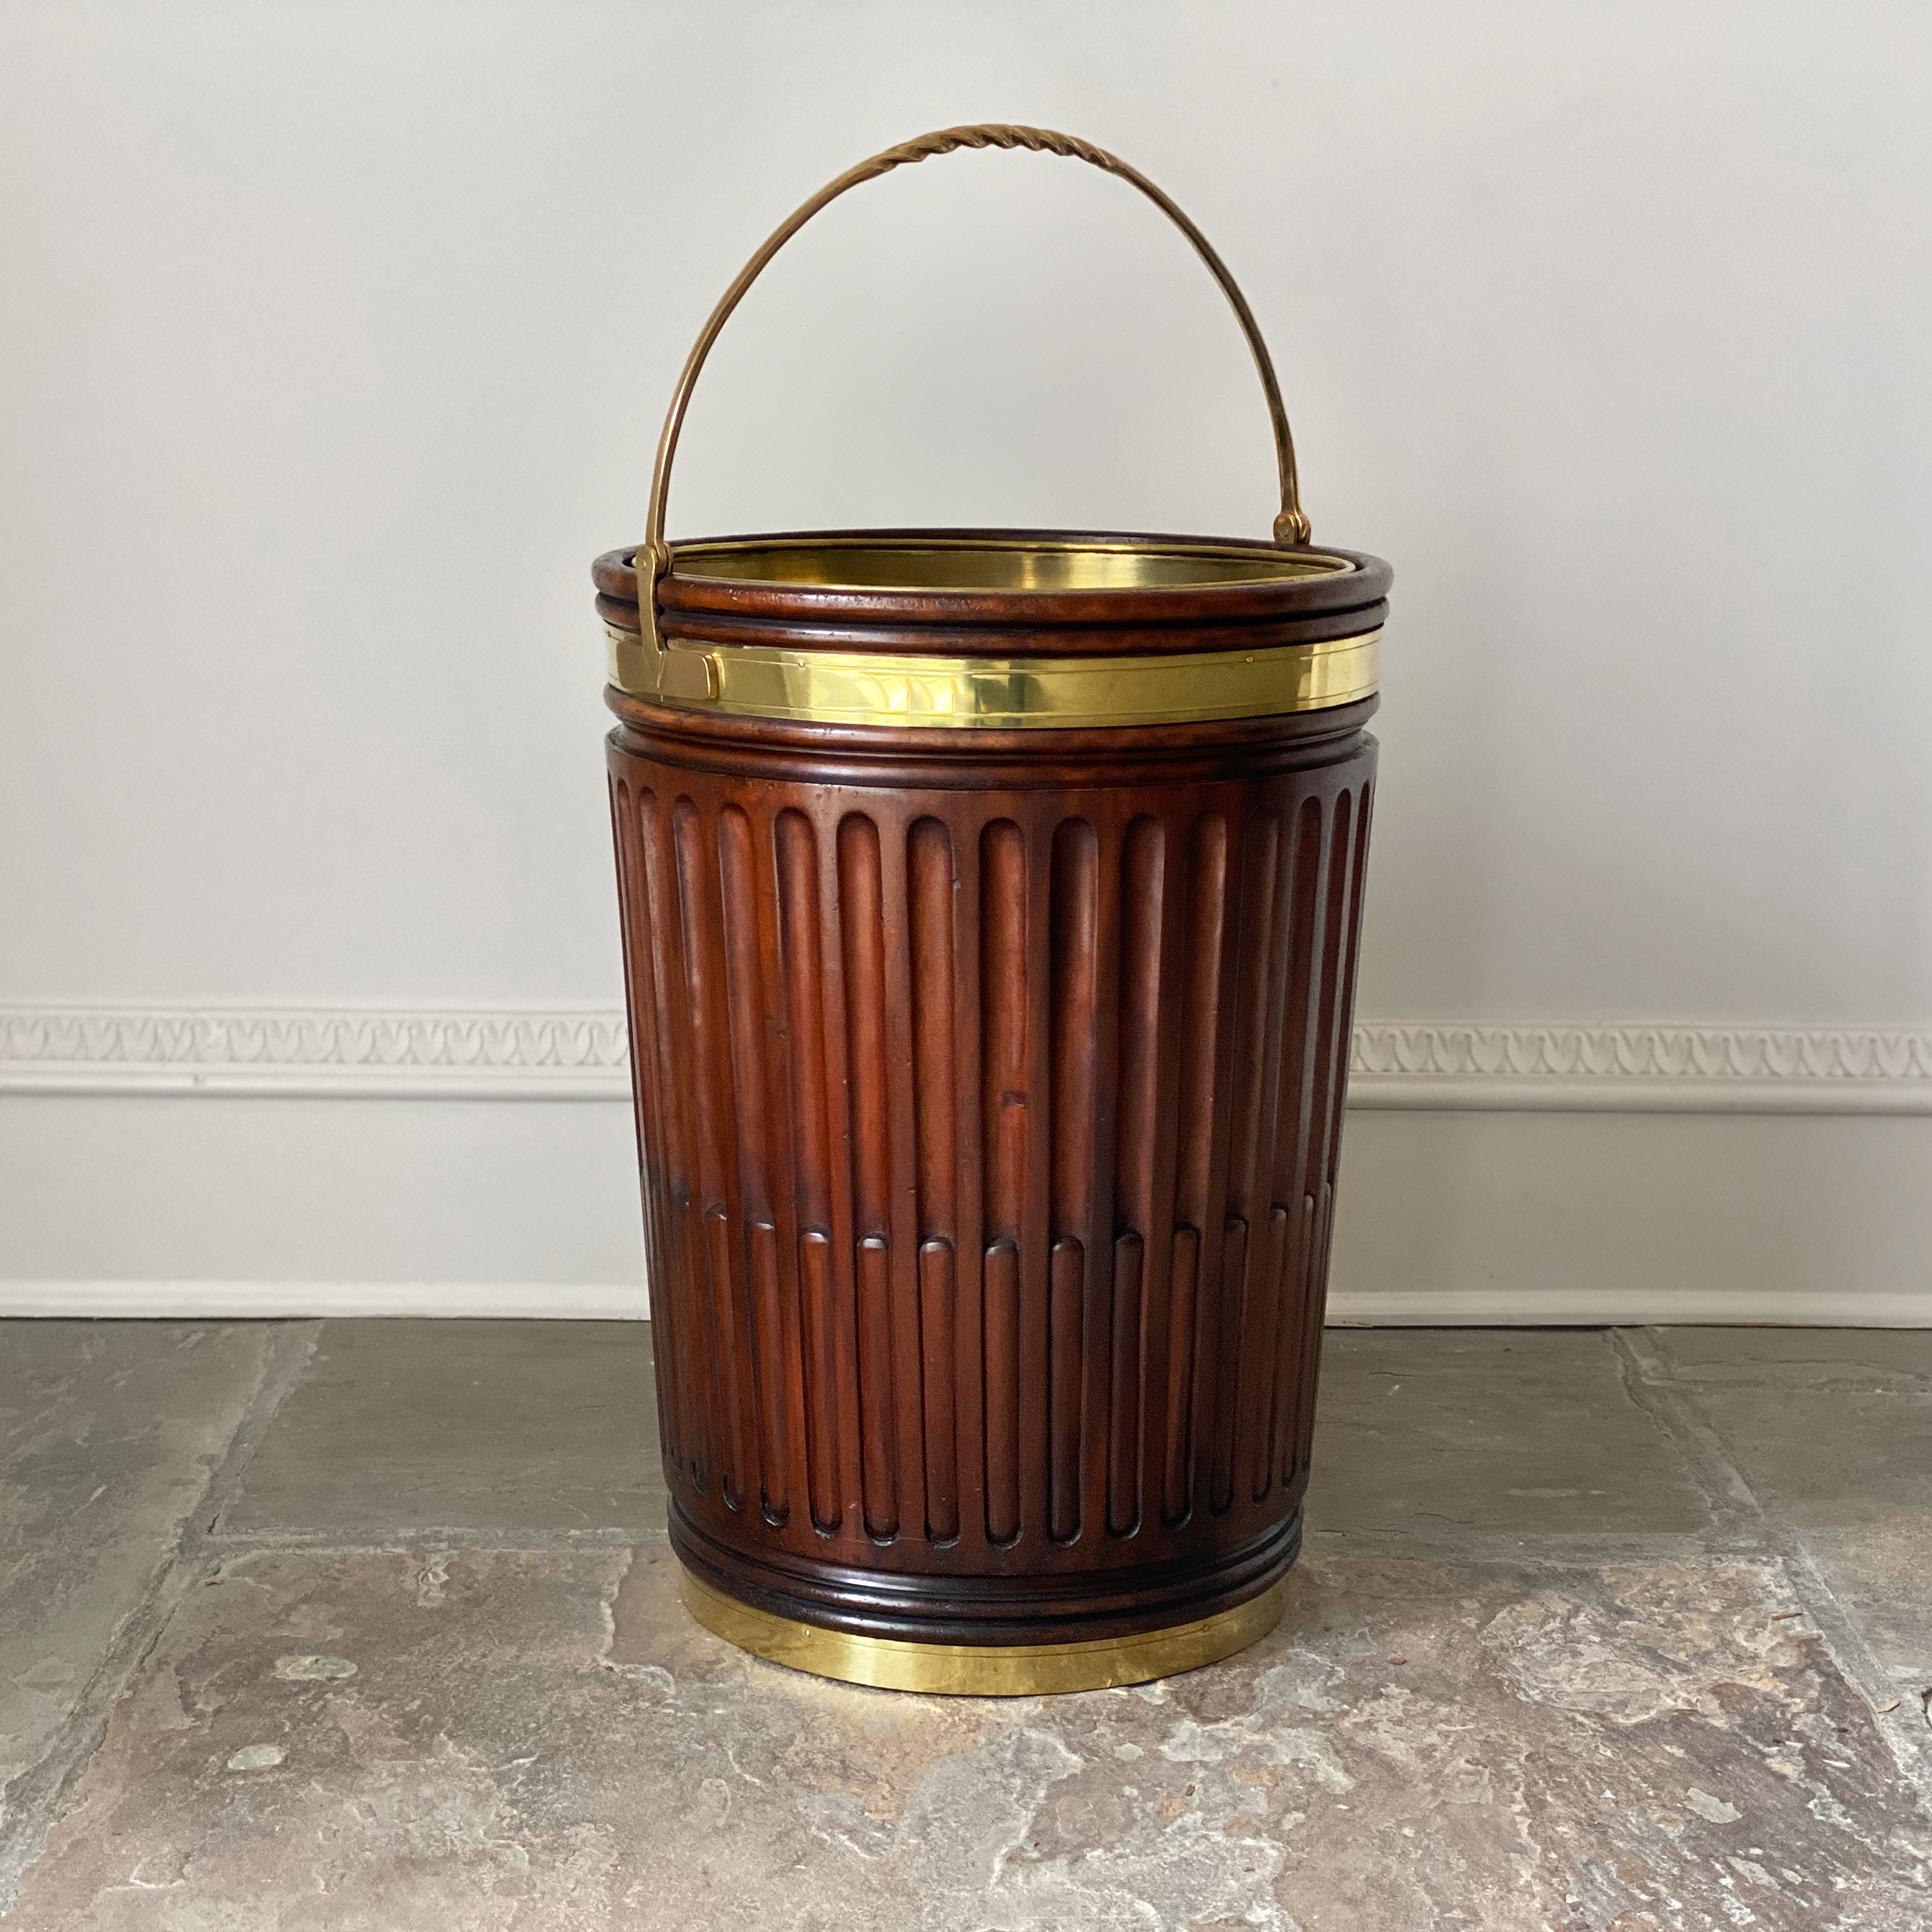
[678,1567,1289,1696]
[639,123,1313,651]
[671,532,1356,594]
[609,622,1378,728]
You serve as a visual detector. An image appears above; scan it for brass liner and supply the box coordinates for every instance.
[670,533,1358,595]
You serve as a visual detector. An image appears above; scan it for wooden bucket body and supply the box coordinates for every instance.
[596,529,1386,1691]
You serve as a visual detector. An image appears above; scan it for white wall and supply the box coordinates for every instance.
[4,1,1930,1320]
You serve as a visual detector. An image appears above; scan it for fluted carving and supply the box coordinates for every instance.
[608,754,1375,1601]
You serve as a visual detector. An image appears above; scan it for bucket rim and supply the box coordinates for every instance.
[594,528,1391,632]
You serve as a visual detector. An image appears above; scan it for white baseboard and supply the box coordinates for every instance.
[3,1280,1927,1328]
[3,1004,1930,1114]
[0,1281,651,1320]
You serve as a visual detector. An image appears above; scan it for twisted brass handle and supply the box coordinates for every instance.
[639,125,1310,634]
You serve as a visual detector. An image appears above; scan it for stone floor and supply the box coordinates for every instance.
[2,1322,1929,1930]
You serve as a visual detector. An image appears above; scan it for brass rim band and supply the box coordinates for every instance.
[608,625,1379,728]
[679,1567,1289,1696]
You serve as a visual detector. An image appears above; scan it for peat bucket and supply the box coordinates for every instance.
[594,124,1391,1693]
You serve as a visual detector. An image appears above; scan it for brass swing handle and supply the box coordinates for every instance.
[639,123,1310,634]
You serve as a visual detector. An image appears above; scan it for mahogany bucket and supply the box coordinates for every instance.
[594,125,1390,1694]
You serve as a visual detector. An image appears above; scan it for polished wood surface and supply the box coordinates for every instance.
[601,542,1380,1648]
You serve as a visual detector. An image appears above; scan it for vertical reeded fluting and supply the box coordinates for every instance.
[607,759,1374,1591]
[1047,818,1098,1545]
[1108,814,1164,1537]
[774,809,840,1535]
[907,817,960,1543]
[979,818,1027,1546]
[838,813,899,1540]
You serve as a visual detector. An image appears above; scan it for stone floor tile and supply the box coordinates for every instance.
[1687,1383,1932,1529]
[0,1322,270,1829]
[1669,1356,1932,1700]
[12,1541,1929,1932]
[219,1320,660,1540]
[1797,1526,1932,1693]
[1646,1327,1932,1385]
[1308,1328,1715,1540]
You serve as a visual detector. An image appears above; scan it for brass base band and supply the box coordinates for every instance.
[607,624,1378,728]
[677,1566,1289,1696]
